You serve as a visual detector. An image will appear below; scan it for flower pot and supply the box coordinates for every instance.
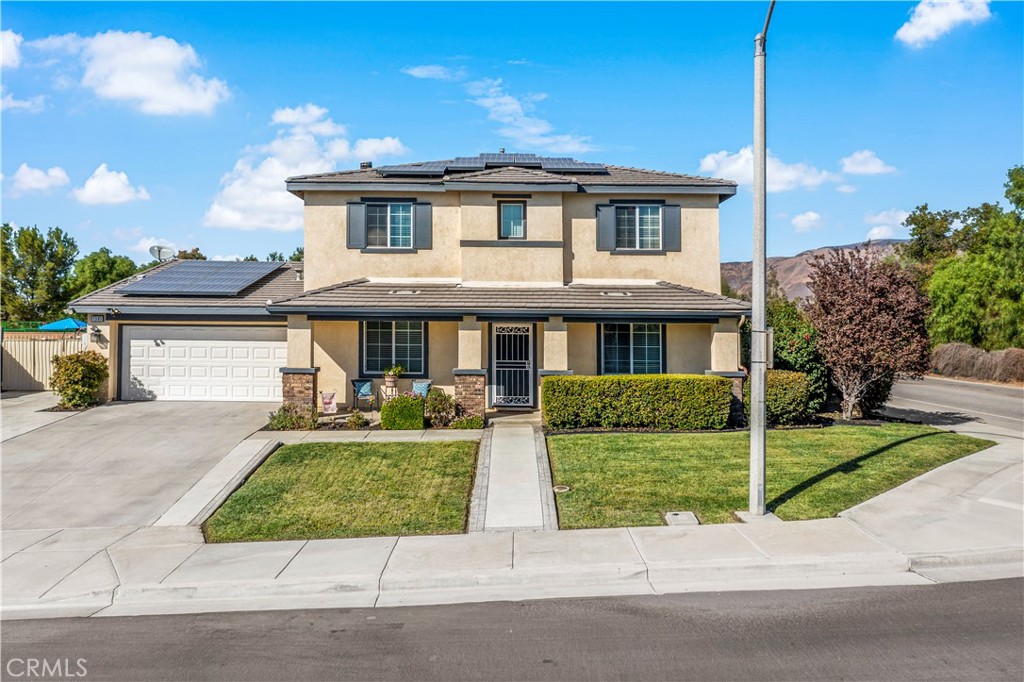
[384,375,397,388]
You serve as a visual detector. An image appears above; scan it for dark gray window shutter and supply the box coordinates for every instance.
[662,205,681,252]
[413,202,432,250]
[347,203,366,249]
[596,204,615,251]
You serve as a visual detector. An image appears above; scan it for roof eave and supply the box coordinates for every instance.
[266,304,748,320]
[581,185,738,197]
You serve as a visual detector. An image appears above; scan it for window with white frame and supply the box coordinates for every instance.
[615,205,662,250]
[366,203,413,248]
[363,321,425,374]
[601,323,662,374]
[499,201,526,239]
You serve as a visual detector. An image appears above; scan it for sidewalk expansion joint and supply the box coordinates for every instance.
[273,540,309,579]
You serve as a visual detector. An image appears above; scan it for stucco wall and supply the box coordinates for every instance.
[566,323,598,375]
[562,193,721,291]
[666,324,714,374]
[303,190,461,290]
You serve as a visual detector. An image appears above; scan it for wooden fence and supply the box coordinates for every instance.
[1,334,82,391]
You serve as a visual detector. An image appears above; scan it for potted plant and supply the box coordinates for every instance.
[383,364,404,389]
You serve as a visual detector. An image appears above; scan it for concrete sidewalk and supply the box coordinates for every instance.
[3,419,1020,621]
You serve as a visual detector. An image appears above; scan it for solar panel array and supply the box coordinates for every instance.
[120,260,283,297]
[376,154,607,176]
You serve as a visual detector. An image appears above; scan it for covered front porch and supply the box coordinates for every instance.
[267,279,750,416]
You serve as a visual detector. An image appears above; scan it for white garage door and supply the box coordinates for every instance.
[121,325,287,402]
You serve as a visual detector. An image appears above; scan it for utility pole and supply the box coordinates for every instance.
[750,0,775,516]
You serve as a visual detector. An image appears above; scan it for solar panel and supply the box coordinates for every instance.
[120,261,283,297]
[541,158,607,172]
[378,155,608,176]
[376,160,450,176]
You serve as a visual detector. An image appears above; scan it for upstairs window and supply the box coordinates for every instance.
[601,323,662,374]
[367,203,413,249]
[615,205,662,250]
[363,321,425,375]
[499,201,526,239]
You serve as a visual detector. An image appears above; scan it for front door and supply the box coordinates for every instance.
[492,324,534,407]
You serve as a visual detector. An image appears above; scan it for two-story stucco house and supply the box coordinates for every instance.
[71,154,749,414]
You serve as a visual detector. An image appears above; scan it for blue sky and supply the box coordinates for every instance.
[2,1,1021,263]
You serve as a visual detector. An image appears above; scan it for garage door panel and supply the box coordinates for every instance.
[121,326,286,402]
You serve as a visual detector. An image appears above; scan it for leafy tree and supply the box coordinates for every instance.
[899,204,960,266]
[267,251,285,262]
[176,247,206,260]
[720,275,745,300]
[1,223,79,321]
[928,171,1024,350]
[289,247,304,262]
[769,293,829,413]
[70,248,138,299]
[806,248,930,420]
[242,255,259,262]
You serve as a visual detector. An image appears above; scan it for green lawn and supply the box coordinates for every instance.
[547,423,993,528]
[204,441,478,542]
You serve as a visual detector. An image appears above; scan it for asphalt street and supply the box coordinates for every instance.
[886,376,1023,433]
[2,579,1022,681]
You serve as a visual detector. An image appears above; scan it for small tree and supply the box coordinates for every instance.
[806,248,930,420]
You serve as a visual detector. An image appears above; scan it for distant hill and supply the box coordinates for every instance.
[722,239,906,300]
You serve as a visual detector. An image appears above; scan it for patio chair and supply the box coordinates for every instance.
[411,379,433,398]
[350,379,374,410]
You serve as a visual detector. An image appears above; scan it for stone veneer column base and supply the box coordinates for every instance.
[280,367,319,411]
[706,370,746,428]
[453,369,487,417]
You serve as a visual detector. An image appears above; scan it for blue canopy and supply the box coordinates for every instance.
[38,317,87,332]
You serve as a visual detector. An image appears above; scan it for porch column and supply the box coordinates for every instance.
[711,318,741,372]
[281,314,318,411]
[454,317,486,416]
[541,318,569,372]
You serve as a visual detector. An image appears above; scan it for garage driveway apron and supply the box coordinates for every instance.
[1,401,271,530]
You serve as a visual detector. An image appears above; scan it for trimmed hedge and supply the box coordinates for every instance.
[743,369,812,425]
[50,350,109,408]
[542,374,733,431]
[381,394,425,430]
[932,342,1024,383]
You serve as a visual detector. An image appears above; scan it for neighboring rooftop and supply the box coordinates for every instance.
[286,154,737,196]
[70,260,305,315]
[267,280,750,321]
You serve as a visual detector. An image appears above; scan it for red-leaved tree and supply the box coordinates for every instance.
[805,248,930,420]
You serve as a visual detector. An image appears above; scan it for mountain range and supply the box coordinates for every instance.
[721,239,906,300]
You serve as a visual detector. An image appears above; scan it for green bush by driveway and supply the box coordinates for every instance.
[542,374,733,430]
[204,440,477,542]
[547,423,992,527]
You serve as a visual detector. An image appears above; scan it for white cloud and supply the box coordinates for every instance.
[129,236,177,255]
[204,104,408,231]
[2,30,23,68]
[72,164,150,204]
[896,0,991,48]
[864,208,910,240]
[0,86,44,112]
[841,149,896,175]
[211,254,243,262]
[466,78,594,154]
[836,184,858,194]
[791,211,823,233]
[29,30,230,115]
[401,64,465,81]
[9,163,70,196]
[698,146,839,192]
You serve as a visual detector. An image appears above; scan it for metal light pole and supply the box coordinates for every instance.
[750,0,775,516]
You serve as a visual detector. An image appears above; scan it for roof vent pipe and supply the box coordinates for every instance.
[360,161,373,169]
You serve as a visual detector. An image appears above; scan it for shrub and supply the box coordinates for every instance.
[859,376,895,416]
[450,415,484,429]
[932,342,983,378]
[996,348,1024,382]
[424,388,457,427]
[973,351,999,381]
[542,374,733,431]
[50,350,109,408]
[381,394,424,430]
[743,370,812,426]
[267,403,318,430]
[346,410,368,430]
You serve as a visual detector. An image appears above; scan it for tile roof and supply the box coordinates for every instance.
[69,260,305,312]
[268,280,749,319]
[287,157,736,191]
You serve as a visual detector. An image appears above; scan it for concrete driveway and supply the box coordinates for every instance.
[1,400,272,530]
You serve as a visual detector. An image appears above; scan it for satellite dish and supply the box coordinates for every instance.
[149,245,175,262]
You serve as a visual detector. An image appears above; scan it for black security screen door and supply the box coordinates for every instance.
[492,324,533,407]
